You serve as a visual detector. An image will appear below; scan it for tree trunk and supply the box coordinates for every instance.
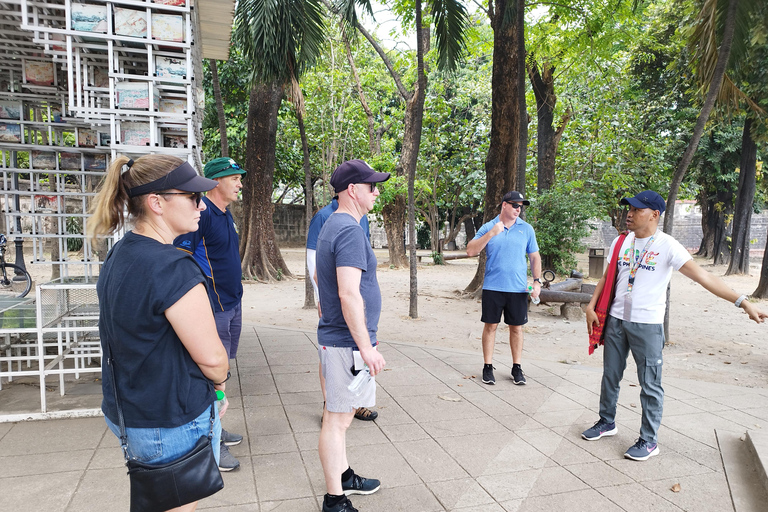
[210,59,229,157]
[753,230,768,298]
[515,0,528,196]
[529,58,556,193]
[466,0,522,294]
[663,0,739,234]
[712,187,733,266]
[726,117,756,275]
[298,107,315,308]
[696,189,716,257]
[240,81,292,282]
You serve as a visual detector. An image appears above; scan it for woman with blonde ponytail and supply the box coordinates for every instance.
[93,154,230,511]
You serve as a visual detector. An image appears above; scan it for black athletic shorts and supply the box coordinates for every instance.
[481,289,528,326]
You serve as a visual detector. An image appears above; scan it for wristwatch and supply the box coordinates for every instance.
[214,370,231,385]
[533,278,542,284]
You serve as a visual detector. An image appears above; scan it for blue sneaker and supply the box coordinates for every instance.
[624,438,659,461]
[581,419,617,441]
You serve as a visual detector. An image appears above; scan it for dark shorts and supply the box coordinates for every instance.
[481,290,528,326]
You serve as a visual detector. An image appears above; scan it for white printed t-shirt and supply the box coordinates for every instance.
[607,230,692,324]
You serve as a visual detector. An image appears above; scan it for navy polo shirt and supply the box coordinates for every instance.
[474,215,539,293]
[307,198,370,250]
[174,196,243,312]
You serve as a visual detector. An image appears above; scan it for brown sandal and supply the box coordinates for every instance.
[354,407,378,421]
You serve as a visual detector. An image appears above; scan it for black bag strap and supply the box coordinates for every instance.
[102,236,215,464]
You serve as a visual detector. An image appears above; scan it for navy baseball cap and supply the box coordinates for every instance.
[621,190,666,214]
[502,190,530,206]
[330,159,390,193]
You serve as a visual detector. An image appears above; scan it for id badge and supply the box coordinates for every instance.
[623,295,632,322]
[353,350,365,371]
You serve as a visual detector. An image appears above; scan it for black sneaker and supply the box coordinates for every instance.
[511,366,526,385]
[482,365,495,385]
[221,428,243,446]
[341,473,381,496]
[323,495,358,512]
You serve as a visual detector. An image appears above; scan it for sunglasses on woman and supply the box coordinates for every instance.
[157,191,203,207]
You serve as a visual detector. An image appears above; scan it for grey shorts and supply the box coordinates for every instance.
[318,345,376,413]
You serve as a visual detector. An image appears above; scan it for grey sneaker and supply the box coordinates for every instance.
[221,428,243,446]
[624,438,659,461]
[511,365,526,385]
[218,442,240,471]
[581,419,618,441]
[342,473,381,496]
[482,365,496,385]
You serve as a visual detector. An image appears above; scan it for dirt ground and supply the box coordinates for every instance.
[245,247,768,389]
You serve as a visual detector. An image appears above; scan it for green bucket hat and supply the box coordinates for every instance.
[203,157,246,179]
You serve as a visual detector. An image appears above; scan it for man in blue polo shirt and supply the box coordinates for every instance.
[467,191,542,386]
[307,198,377,422]
[174,157,245,472]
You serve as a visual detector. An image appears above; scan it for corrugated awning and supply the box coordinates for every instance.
[197,0,235,61]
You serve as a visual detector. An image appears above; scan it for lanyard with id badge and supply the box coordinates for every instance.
[624,232,657,321]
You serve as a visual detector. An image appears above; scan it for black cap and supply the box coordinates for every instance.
[620,190,666,214]
[330,159,391,193]
[502,191,530,206]
[127,162,218,197]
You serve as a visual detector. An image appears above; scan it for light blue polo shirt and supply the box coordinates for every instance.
[474,215,539,293]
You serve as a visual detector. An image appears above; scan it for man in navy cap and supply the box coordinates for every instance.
[315,159,390,512]
[467,191,542,386]
[174,157,246,471]
[582,190,767,461]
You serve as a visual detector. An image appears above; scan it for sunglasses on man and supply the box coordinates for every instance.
[157,191,204,207]
[505,201,523,209]
[357,182,377,192]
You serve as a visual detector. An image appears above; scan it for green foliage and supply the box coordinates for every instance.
[431,251,445,265]
[66,217,83,252]
[526,188,597,274]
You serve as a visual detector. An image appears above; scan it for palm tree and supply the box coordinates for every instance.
[231,0,326,281]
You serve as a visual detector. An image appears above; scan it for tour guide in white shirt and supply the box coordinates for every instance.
[582,190,767,461]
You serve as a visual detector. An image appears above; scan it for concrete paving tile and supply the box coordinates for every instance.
[427,478,496,509]
[284,403,323,433]
[250,433,298,455]
[259,498,319,511]
[518,488,625,512]
[379,422,431,442]
[528,466,590,496]
[458,390,525,417]
[606,451,714,482]
[260,340,315,352]
[2,472,80,511]
[563,461,634,487]
[494,414,546,432]
[658,428,727,472]
[489,388,555,415]
[294,432,320,452]
[347,483,444,511]
[370,394,416,426]
[451,503,506,512]
[0,422,12,440]
[662,412,747,448]
[662,398,708,417]
[269,362,319,375]
[0,448,93,478]
[280,391,324,406]
[677,397,733,413]
[240,373,278,396]
[598,482,684,511]
[516,429,598,466]
[533,376,566,389]
[234,363,272,375]
[709,391,768,410]
[345,422,389,447]
[274,371,322,394]
[662,377,744,399]
[713,409,767,430]
[396,393,487,423]
[549,383,599,409]
[244,405,292,436]
[200,458,259,508]
[420,416,510,438]
[397,438,470,482]
[643,472,733,512]
[201,503,262,511]
[476,469,541,501]
[0,417,106,455]
[252,451,314,501]
[88,446,126,469]
[500,499,524,511]
[531,407,591,428]
[383,381,458,397]
[243,393,283,408]
[439,432,548,477]
[737,406,768,422]
[66,467,126,512]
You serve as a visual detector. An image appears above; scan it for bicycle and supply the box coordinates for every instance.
[0,234,32,298]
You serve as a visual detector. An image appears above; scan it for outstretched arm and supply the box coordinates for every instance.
[678,260,768,323]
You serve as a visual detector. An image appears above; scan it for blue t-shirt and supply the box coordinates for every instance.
[316,212,381,348]
[98,232,215,428]
[174,196,243,312]
[307,198,370,250]
[474,215,539,293]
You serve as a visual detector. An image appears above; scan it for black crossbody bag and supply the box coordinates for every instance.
[102,300,224,512]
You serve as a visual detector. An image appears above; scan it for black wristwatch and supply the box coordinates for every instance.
[533,278,542,284]
[214,371,231,385]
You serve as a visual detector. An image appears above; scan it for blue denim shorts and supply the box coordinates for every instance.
[106,403,221,465]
